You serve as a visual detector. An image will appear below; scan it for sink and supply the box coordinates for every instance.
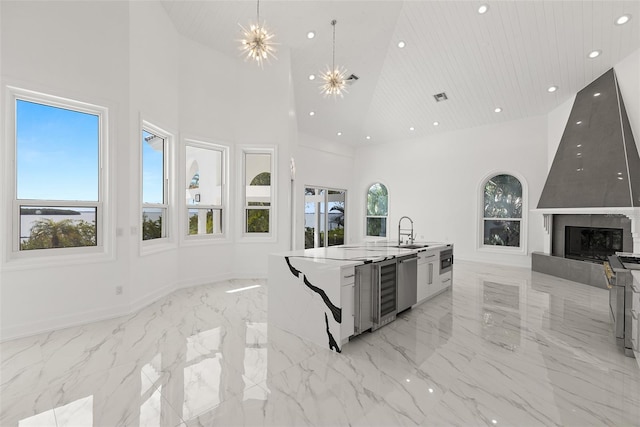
[395,244,430,249]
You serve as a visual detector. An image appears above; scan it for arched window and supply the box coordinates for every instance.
[482,174,523,248]
[366,183,388,237]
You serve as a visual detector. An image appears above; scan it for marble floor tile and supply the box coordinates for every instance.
[1,260,639,426]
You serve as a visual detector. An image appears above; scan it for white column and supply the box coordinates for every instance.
[625,210,640,253]
[542,214,553,254]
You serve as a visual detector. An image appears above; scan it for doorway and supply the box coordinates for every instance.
[304,187,346,249]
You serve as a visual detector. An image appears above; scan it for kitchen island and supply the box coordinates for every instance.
[268,242,453,353]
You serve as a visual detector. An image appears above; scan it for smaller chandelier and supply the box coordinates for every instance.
[239,0,277,67]
[320,20,348,98]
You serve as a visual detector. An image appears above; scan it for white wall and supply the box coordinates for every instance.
[0,0,298,340]
[1,1,132,338]
[614,49,640,154]
[294,133,356,250]
[352,115,548,267]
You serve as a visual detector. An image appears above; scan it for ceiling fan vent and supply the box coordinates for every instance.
[346,74,359,85]
[433,92,448,102]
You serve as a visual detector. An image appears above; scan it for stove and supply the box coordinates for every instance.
[605,254,638,357]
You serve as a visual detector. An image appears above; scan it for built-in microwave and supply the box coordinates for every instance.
[440,248,453,275]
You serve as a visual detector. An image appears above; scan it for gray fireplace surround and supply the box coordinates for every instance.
[533,67,639,288]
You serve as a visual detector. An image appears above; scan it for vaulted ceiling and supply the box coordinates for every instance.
[161,1,640,145]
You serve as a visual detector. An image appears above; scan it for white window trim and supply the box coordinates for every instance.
[2,86,114,270]
[140,120,175,256]
[477,171,528,255]
[238,146,277,243]
[182,137,230,245]
[364,182,389,240]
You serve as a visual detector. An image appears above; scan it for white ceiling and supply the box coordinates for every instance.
[161,0,640,145]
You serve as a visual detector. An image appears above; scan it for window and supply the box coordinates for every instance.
[482,174,523,248]
[141,123,170,242]
[305,187,346,249]
[185,140,227,237]
[13,89,106,254]
[366,183,388,237]
[243,149,275,235]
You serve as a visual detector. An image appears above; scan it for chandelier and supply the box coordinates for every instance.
[320,20,348,98]
[239,0,277,67]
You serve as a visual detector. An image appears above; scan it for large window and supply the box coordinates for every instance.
[482,174,523,248]
[305,187,346,249]
[13,90,105,253]
[185,140,226,237]
[142,124,170,242]
[366,183,388,237]
[243,149,275,235]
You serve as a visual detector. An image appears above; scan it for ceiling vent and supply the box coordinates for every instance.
[433,92,448,102]
[346,74,359,85]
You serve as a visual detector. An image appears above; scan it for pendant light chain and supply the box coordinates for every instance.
[257,0,260,22]
[331,20,337,71]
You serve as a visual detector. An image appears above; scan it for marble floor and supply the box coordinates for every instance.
[1,261,639,426]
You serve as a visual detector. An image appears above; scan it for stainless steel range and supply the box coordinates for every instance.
[604,254,638,357]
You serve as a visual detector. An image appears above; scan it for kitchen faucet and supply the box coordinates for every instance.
[398,216,414,246]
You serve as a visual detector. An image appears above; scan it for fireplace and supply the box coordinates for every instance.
[564,226,623,263]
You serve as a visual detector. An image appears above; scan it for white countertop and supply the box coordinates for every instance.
[274,241,452,268]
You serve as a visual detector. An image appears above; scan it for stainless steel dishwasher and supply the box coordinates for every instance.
[397,254,418,312]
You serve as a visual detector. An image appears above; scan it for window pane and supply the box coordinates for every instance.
[484,175,522,218]
[367,183,388,216]
[367,217,387,237]
[186,146,222,206]
[484,220,520,246]
[327,194,344,247]
[142,131,165,204]
[188,208,222,235]
[142,207,165,240]
[246,209,269,233]
[16,100,99,201]
[20,206,97,250]
[245,153,271,207]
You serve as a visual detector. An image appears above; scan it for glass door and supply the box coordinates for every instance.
[304,187,346,249]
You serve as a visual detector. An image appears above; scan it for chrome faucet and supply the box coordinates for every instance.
[398,216,414,246]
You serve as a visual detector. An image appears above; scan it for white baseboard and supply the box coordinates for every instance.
[0,272,255,342]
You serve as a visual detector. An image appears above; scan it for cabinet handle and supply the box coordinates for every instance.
[632,309,638,320]
[442,278,451,283]
[428,263,433,285]
[343,274,355,279]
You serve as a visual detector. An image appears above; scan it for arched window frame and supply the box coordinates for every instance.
[478,171,527,254]
[365,182,389,239]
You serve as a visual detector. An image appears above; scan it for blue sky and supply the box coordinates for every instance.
[17,100,165,204]
[17,100,99,201]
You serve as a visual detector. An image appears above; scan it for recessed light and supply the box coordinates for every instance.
[398,40,406,48]
[494,107,502,113]
[337,131,342,136]
[577,144,582,147]
[588,50,601,59]
[594,92,601,97]
[405,379,411,382]
[478,4,489,14]
[428,388,434,393]
[576,121,582,125]
[308,74,316,81]
[307,31,315,39]
[492,420,497,425]
[433,121,439,126]
[547,85,558,93]
[409,126,415,131]
[616,14,631,25]
[365,135,371,140]
[309,111,315,116]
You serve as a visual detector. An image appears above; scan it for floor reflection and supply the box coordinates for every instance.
[1,267,638,426]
